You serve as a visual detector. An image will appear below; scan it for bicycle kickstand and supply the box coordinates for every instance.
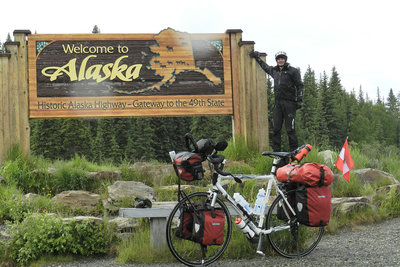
[256,233,265,257]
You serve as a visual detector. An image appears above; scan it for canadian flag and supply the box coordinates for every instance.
[336,138,355,182]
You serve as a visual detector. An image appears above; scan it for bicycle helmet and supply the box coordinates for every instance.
[275,51,287,61]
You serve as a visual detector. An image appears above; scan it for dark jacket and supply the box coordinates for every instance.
[255,57,303,102]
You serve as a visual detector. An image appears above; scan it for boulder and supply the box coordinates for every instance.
[352,168,399,185]
[62,216,103,224]
[23,193,41,201]
[104,181,155,214]
[129,162,175,181]
[159,185,199,191]
[375,184,400,195]
[87,170,122,181]
[109,217,140,232]
[318,150,335,166]
[53,190,100,211]
[331,196,376,213]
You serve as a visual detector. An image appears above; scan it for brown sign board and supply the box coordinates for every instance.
[28,28,233,118]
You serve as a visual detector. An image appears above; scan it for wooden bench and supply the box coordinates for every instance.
[119,201,241,251]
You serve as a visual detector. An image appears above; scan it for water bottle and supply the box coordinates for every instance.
[233,193,252,214]
[253,188,266,215]
[294,144,312,162]
[235,218,255,239]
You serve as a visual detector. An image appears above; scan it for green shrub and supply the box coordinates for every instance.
[4,214,117,266]
[380,187,400,217]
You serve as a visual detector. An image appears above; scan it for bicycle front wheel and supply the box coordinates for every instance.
[266,192,324,258]
[166,192,232,266]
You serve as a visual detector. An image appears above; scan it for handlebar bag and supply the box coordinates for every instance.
[192,208,225,246]
[174,151,204,181]
[295,185,331,227]
[276,162,333,187]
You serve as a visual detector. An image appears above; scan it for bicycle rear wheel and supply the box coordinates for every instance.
[266,191,324,258]
[166,192,232,266]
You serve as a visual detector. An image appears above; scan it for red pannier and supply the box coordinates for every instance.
[295,185,331,227]
[175,207,194,240]
[174,152,204,181]
[276,162,333,187]
[192,209,225,246]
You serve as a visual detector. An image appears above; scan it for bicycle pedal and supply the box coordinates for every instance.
[256,250,265,257]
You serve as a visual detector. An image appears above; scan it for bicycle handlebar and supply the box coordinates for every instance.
[185,133,199,153]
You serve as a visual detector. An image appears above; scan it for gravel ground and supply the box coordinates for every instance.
[44,217,400,267]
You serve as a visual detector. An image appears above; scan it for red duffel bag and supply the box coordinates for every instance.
[276,162,333,187]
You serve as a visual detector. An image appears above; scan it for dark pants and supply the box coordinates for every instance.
[272,100,298,152]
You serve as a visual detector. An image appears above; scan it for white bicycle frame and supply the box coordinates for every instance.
[208,157,297,254]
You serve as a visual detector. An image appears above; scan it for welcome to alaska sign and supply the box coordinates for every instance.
[28,28,232,118]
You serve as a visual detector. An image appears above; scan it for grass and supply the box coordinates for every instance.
[116,224,174,264]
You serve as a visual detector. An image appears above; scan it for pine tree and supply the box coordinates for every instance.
[298,66,319,145]
[92,25,101,34]
[315,72,330,148]
[30,119,64,159]
[60,118,91,160]
[328,67,347,148]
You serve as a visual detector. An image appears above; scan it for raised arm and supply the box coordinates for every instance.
[250,51,274,75]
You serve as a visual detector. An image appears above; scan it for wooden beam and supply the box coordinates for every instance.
[4,42,20,149]
[226,29,243,137]
[14,31,30,156]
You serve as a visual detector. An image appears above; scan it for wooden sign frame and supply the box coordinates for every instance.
[28,28,233,118]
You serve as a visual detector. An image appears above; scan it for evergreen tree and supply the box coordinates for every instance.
[30,119,64,159]
[315,72,330,148]
[327,67,347,148]
[92,25,101,34]
[191,116,232,143]
[298,66,319,145]
[266,76,274,146]
[376,87,382,104]
[129,118,156,161]
[60,118,91,160]
[92,118,120,163]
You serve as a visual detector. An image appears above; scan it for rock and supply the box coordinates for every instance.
[23,193,40,201]
[87,170,122,181]
[352,168,399,185]
[109,217,139,232]
[331,196,376,213]
[318,150,335,166]
[159,185,198,191]
[375,184,400,195]
[0,175,5,184]
[62,216,103,224]
[104,181,155,215]
[129,162,175,181]
[338,201,375,213]
[53,190,100,211]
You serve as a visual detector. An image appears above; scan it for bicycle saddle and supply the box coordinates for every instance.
[262,151,291,158]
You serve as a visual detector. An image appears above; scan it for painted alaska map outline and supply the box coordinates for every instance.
[114,28,223,94]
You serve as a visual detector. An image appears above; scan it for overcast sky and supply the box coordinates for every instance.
[2,0,399,101]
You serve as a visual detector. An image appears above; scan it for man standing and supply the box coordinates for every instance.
[250,51,303,152]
